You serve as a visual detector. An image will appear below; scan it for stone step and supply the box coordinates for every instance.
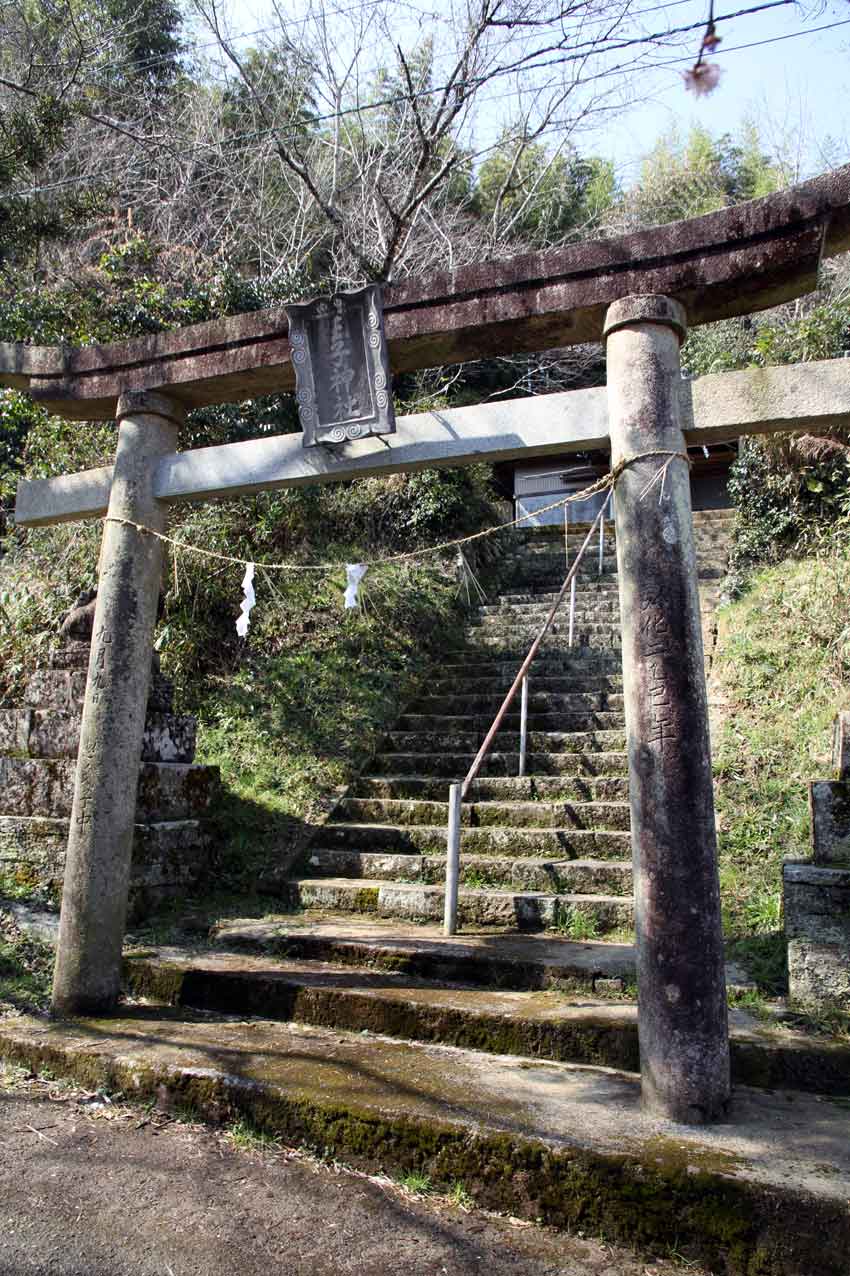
[0,708,197,763]
[319,822,631,859]
[210,914,638,991]
[479,601,622,618]
[395,711,625,734]
[455,634,622,653]
[409,691,624,714]
[123,945,850,1096]
[303,849,633,895]
[466,619,621,637]
[382,728,625,755]
[370,750,629,777]
[440,652,623,676]
[336,797,631,831]
[3,1006,847,1275]
[285,877,633,930]
[0,757,219,820]
[428,673,623,695]
[0,815,210,918]
[354,774,631,802]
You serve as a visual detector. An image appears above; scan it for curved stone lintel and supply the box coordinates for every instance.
[2,164,849,418]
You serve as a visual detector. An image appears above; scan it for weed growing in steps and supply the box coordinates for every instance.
[225,1117,283,1154]
[395,1170,433,1194]
[548,905,600,941]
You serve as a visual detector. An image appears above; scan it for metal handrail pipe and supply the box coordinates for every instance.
[460,504,606,800]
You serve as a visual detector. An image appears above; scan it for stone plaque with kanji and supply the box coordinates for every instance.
[286,284,395,447]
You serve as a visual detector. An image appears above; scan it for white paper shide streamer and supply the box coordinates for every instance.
[236,562,256,637]
[344,563,368,609]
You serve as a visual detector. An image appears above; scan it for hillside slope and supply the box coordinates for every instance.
[712,546,850,989]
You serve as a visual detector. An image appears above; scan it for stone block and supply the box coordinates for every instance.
[0,709,32,755]
[787,939,850,1009]
[834,711,850,781]
[0,709,196,762]
[24,664,172,712]
[0,757,218,820]
[0,758,75,817]
[0,814,212,919]
[23,669,88,711]
[783,861,850,945]
[810,780,850,864]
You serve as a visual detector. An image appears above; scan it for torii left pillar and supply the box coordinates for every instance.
[52,390,184,1016]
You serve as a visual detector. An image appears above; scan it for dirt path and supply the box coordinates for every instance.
[0,1067,705,1276]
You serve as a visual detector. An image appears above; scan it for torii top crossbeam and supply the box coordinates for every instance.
[2,165,850,420]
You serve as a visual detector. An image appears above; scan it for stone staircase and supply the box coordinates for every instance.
[285,508,735,933]
[5,505,850,1271]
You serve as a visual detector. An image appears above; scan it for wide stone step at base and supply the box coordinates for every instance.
[2,1006,847,1274]
[319,822,631,860]
[0,708,197,763]
[121,944,850,1096]
[370,749,629,777]
[354,774,631,802]
[0,814,211,917]
[286,876,633,930]
[0,757,219,820]
[304,848,633,895]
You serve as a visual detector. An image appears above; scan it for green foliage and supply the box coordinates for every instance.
[629,123,784,226]
[395,1170,432,1194]
[225,1117,282,1153]
[476,138,616,244]
[0,923,54,1013]
[727,435,850,576]
[713,551,850,991]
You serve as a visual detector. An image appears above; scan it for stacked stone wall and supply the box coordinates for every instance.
[0,638,219,921]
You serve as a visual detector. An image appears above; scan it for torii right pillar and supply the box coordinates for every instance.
[604,295,730,1124]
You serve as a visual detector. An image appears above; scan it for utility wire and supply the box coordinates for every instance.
[5,0,799,199]
[22,0,716,81]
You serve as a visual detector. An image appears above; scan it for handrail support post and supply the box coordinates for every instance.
[519,674,529,777]
[444,781,462,936]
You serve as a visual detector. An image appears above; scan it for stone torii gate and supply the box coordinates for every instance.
[6,165,850,1127]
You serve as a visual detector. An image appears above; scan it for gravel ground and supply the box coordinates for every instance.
[0,1066,706,1276]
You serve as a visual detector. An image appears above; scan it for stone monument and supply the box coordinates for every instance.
[784,711,850,1008]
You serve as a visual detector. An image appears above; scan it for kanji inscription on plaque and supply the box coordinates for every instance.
[286,284,396,447]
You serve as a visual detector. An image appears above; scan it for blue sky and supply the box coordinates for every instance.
[602,0,850,179]
[218,0,850,184]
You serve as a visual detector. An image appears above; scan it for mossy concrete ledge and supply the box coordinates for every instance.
[124,951,850,1097]
[1,1011,849,1275]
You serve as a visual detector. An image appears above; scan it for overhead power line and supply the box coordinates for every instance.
[21,0,740,84]
[6,10,847,201]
